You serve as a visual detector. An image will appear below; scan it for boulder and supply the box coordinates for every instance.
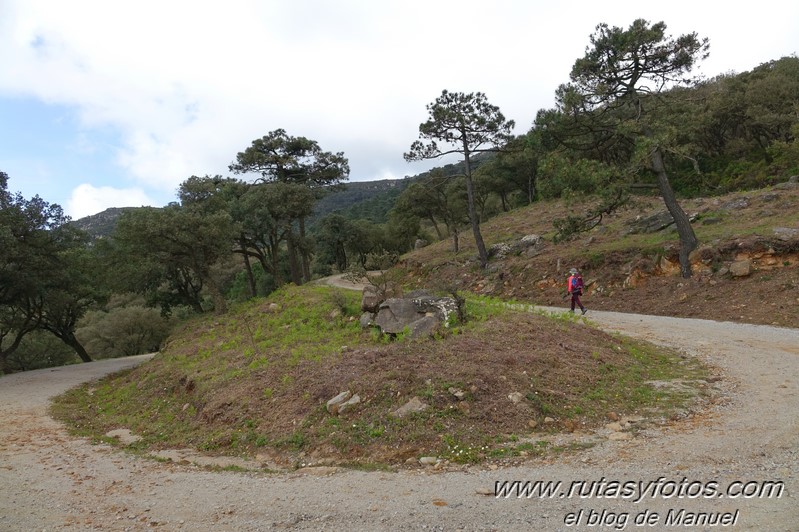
[729,260,752,277]
[359,312,375,329]
[336,394,361,414]
[361,285,383,313]
[488,242,512,259]
[773,227,799,241]
[374,298,421,334]
[390,396,429,418]
[720,197,750,211]
[407,315,441,339]
[627,211,675,234]
[412,295,459,325]
[326,391,352,414]
[519,234,542,248]
[373,295,459,337]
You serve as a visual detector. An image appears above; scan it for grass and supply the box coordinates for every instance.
[51,284,711,470]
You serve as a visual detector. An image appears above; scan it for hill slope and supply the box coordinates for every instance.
[69,206,141,239]
[398,181,799,328]
[52,284,708,468]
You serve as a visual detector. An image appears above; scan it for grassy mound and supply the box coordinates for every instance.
[52,284,709,469]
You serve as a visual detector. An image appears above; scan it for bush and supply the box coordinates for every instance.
[5,331,77,371]
[76,306,173,358]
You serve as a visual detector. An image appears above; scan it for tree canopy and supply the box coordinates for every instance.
[230,129,350,283]
[405,90,515,268]
[1,173,95,372]
[548,19,710,277]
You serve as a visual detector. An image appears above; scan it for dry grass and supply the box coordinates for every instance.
[52,285,707,469]
[400,185,799,328]
[53,184,799,469]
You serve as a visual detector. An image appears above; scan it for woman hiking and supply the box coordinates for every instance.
[566,268,587,315]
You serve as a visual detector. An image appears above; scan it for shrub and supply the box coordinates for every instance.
[76,306,173,358]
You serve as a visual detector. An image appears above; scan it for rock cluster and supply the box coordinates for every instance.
[359,287,460,339]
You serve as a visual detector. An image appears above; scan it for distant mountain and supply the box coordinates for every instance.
[311,178,412,225]
[70,207,140,240]
[310,157,488,226]
[69,162,472,239]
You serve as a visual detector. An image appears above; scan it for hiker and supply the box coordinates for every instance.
[566,268,587,315]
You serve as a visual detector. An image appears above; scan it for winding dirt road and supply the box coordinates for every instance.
[1,308,798,531]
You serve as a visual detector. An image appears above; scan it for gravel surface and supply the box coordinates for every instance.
[1,309,798,531]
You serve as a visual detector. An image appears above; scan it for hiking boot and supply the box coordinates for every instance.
[581,308,587,315]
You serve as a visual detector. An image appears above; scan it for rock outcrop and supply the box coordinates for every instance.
[359,288,460,339]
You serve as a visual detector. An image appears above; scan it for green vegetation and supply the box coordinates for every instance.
[51,284,709,469]
[4,17,798,475]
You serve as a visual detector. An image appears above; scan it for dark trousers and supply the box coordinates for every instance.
[570,292,584,311]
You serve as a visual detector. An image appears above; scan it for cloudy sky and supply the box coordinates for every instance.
[1,1,797,219]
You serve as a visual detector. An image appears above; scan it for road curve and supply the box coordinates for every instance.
[1,309,797,531]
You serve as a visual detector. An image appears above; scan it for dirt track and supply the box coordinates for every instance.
[1,308,798,531]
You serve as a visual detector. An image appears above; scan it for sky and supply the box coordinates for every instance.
[1,1,797,220]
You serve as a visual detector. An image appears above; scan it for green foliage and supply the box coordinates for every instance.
[538,152,620,199]
[311,179,411,225]
[112,204,236,314]
[227,262,276,302]
[767,123,799,176]
[405,90,516,268]
[1,174,98,371]
[392,169,469,252]
[229,128,349,188]
[551,184,629,243]
[76,306,173,359]
[313,214,393,272]
[4,330,77,372]
[229,130,350,285]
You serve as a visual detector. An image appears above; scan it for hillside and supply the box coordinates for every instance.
[310,177,411,225]
[69,206,141,239]
[50,179,799,471]
[52,283,710,469]
[399,179,799,328]
[69,179,413,239]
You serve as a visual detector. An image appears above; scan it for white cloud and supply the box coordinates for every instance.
[1,0,798,210]
[66,183,157,219]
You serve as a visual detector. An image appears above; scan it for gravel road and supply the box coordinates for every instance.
[1,306,798,531]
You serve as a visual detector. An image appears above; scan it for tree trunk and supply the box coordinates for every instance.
[298,217,311,284]
[62,332,93,363]
[0,326,35,373]
[242,253,256,298]
[336,245,348,272]
[451,228,460,253]
[205,278,228,314]
[500,192,509,212]
[263,233,284,287]
[190,299,204,314]
[462,151,489,268]
[651,146,697,278]
[429,217,443,240]
[239,237,257,298]
[285,232,302,285]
